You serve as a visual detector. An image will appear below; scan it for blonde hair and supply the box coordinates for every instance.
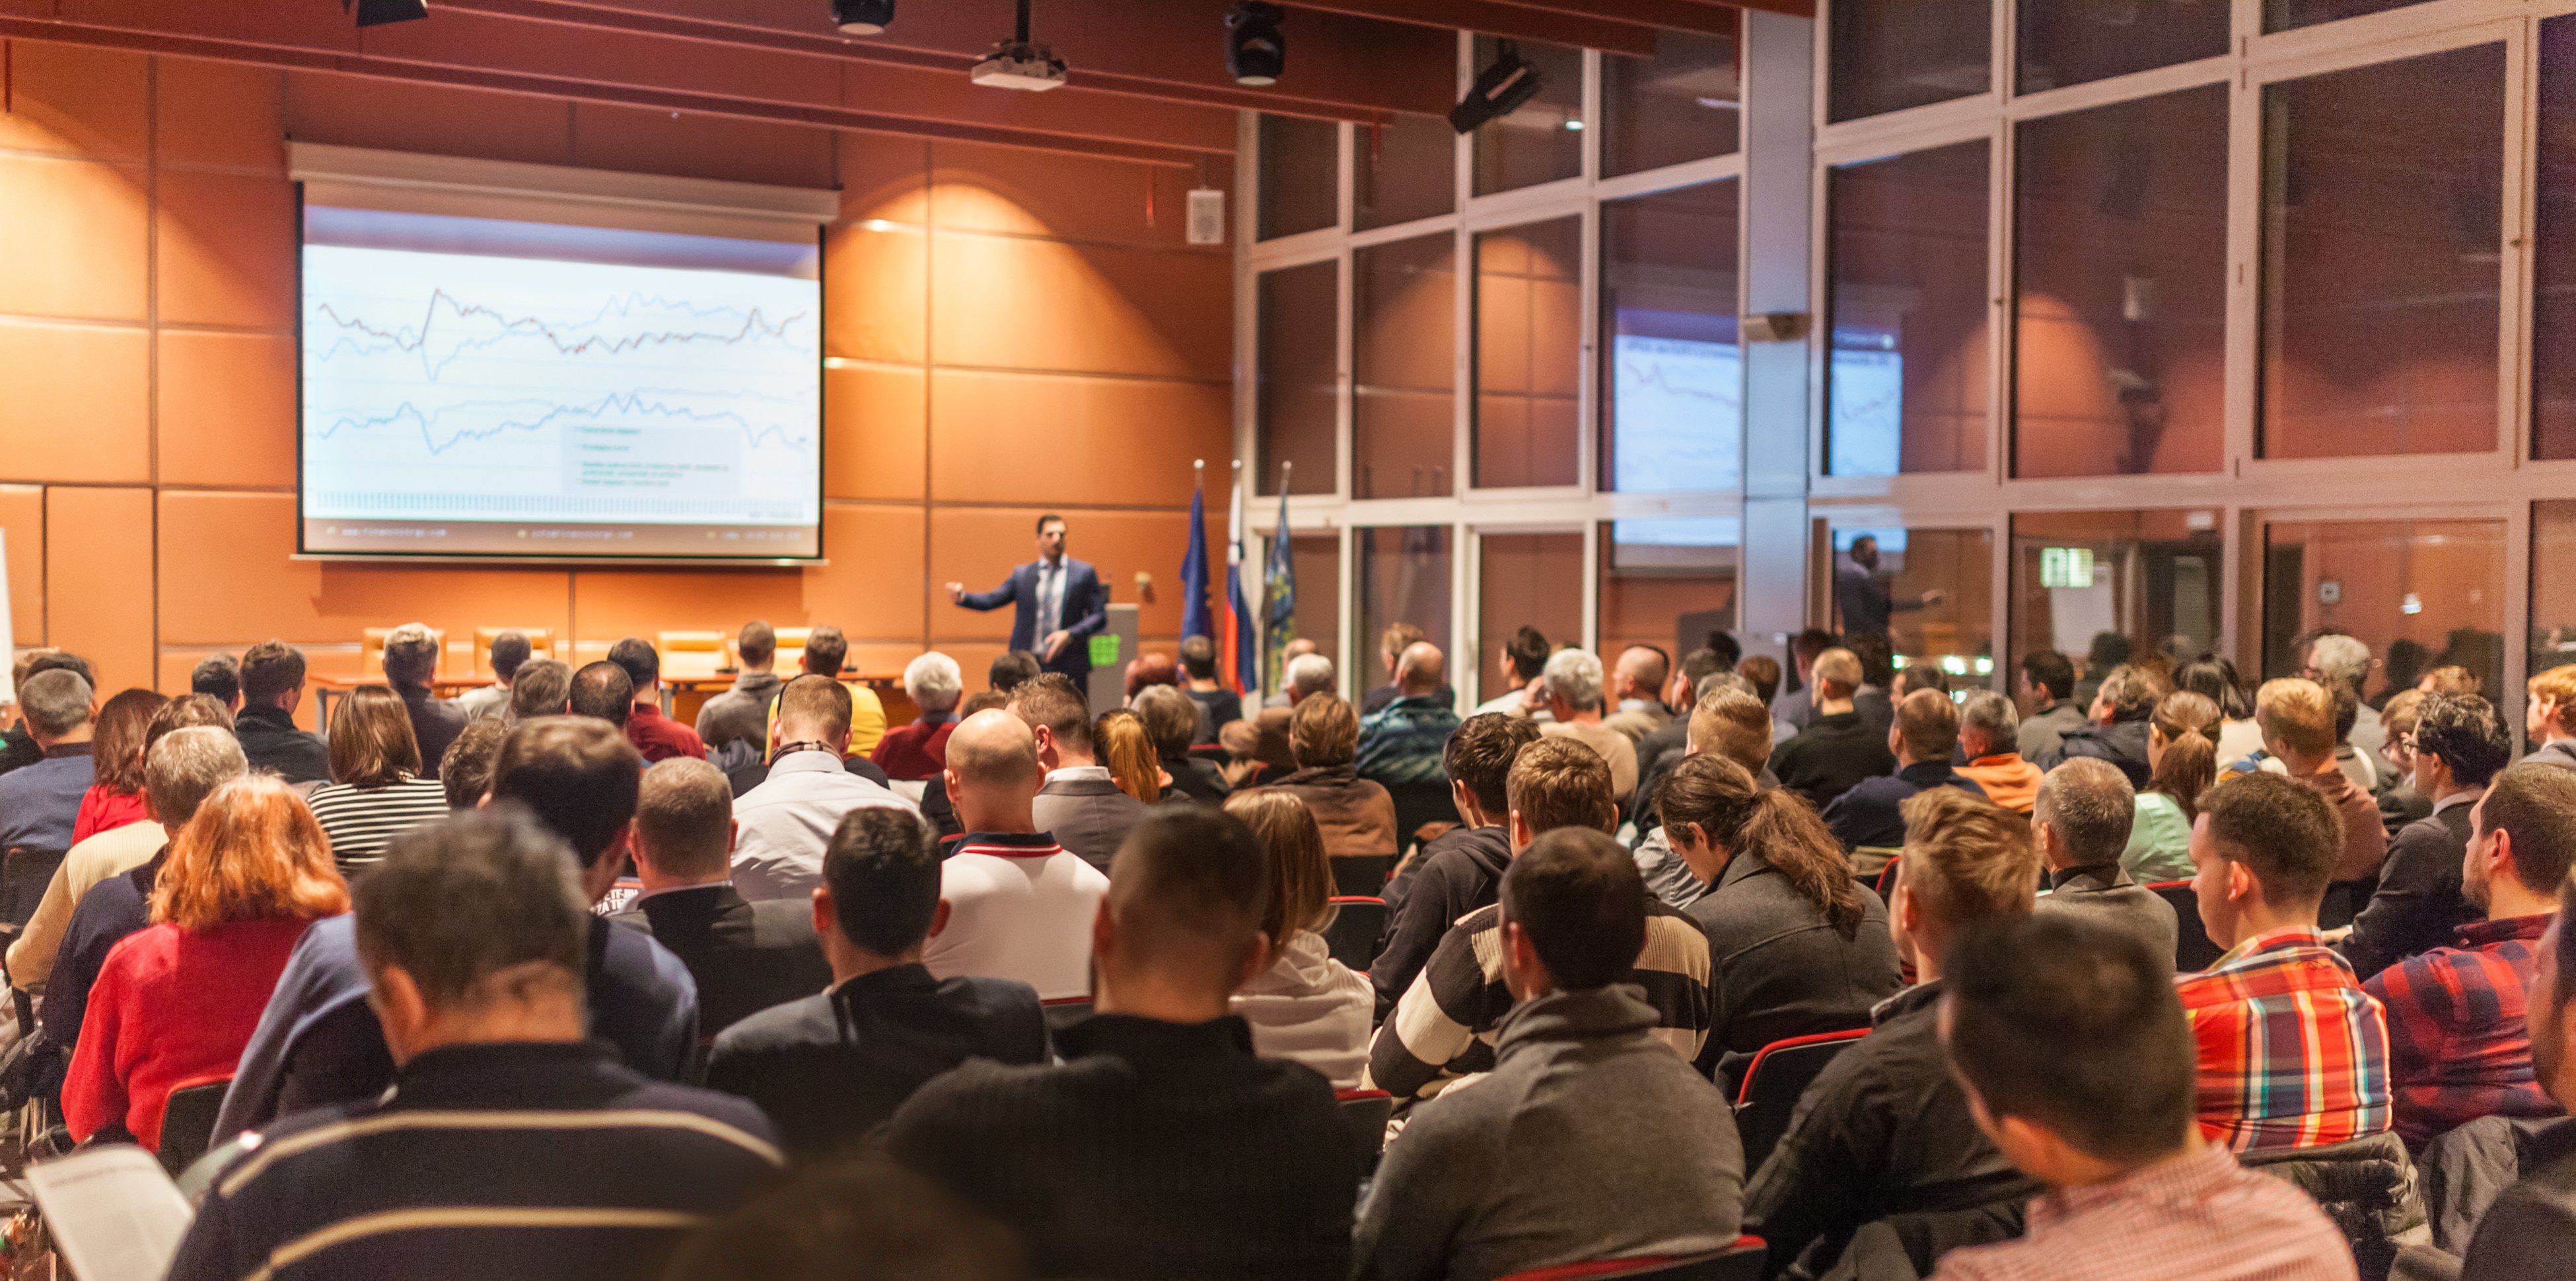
[153,775,349,932]
[1094,710,1162,804]
[1225,790,1334,942]
[1898,788,2040,928]
[2255,677,2335,757]
[1289,695,1360,768]
[2530,666,2576,736]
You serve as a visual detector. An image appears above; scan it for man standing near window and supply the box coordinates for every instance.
[1835,535,1944,642]
[948,515,1109,689]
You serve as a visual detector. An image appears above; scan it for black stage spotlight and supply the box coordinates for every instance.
[350,0,429,26]
[1226,2,1285,87]
[833,0,894,35]
[1449,40,1542,133]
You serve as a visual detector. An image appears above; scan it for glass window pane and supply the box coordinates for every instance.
[1354,233,1457,499]
[1600,518,1740,672]
[2017,0,2226,93]
[2534,502,2576,687]
[1602,181,1741,495]
[2013,87,2227,478]
[2009,510,2224,699]
[1828,140,1991,476]
[1829,0,1991,123]
[1258,114,1338,240]
[1357,113,1456,232]
[2532,18,2576,459]
[1257,261,1338,497]
[2267,0,2433,36]
[1474,217,1582,489]
[1471,36,1584,195]
[1830,525,1996,683]
[2260,518,2505,700]
[1264,532,1342,685]
[1601,27,1740,178]
[2260,44,2504,460]
[1360,527,1454,693]
[1479,532,1585,707]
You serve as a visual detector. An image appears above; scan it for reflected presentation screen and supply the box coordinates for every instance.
[297,205,822,559]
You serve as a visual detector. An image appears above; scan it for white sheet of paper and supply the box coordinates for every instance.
[27,1144,195,1281]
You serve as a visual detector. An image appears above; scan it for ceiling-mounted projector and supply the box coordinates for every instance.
[973,0,1068,92]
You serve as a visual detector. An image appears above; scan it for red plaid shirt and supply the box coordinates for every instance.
[2363,913,2563,1147]
[2174,926,2392,1152]
[1927,1142,2356,1281]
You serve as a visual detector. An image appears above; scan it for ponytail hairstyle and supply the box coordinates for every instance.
[2147,690,2221,819]
[1655,753,1866,935]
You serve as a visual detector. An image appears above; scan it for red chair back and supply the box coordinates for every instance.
[1733,1028,1869,1171]
[1324,896,1389,970]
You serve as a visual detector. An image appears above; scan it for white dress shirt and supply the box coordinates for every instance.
[924,832,1109,1001]
[730,750,919,902]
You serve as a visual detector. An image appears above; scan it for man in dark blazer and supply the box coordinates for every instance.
[706,806,1046,1162]
[946,514,1109,685]
[2341,692,2511,980]
[613,757,832,1039]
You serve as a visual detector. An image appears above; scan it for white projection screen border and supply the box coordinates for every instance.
[287,144,837,565]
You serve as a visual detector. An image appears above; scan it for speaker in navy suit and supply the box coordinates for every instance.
[947,514,1108,684]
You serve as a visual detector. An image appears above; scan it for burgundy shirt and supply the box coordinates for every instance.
[871,718,956,782]
[626,703,707,764]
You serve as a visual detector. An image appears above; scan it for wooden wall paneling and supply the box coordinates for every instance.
[0,487,46,648]
[46,485,155,692]
[928,372,1229,507]
[156,330,296,488]
[0,324,151,483]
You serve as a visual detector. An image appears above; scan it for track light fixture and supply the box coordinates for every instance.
[348,0,429,27]
[832,0,894,35]
[1226,2,1285,87]
[1449,40,1542,134]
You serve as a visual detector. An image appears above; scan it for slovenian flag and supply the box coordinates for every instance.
[1223,467,1256,693]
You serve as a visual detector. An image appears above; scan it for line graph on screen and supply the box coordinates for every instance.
[300,242,821,526]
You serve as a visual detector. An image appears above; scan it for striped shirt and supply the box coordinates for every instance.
[1927,1142,2357,1281]
[1364,899,1713,1104]
[2174,926,2392,1152]
[305,777,452,874]
[167,1040,779,1281]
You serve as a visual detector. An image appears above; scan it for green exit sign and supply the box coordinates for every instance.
[2039,547,2095,590]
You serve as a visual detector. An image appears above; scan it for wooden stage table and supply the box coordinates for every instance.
[309,672,912,731]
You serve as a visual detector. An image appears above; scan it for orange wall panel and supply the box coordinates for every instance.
[0,40,149,163]
[0,155,151,322]
[0,487,44,647]
[822,364,927,502]
[571,567,808,644]
[806,503,927,642]
[155,170,296,329]
[929,232,1231,382]
[46,486,155,691]
[569,103,837,190]
[156,58,285,173]
[823,224,928,364]
[0,324,151,483]
[929,139,1211,250]
[283,73,575,166]
[840,133,931,225]
[929,370,1228,506]
[157,329,297,488]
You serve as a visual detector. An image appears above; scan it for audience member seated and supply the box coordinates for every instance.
[1770,629,1833,738]
[2522,663,2576,771]
[801,625,888,757]
[439,717,508,810]
[2307,632,2389,769]
[37,728,247,1055]
[707,806,1044,1162]
[1745,787,2046,1279]
[665,1154,1030,1281]
[2129,691,2220,883]
[1355,828,1744,1281]
[2032,758,2178,966]
[232,641,330,785]
[2343,693,2509,981]
[1954,691,2042,815]
[569,659,635,728]
[1770,646,1895,814]
[1601,645,1675,743]
[0,652,90,779]
[1355,642,1461,796]
[1631,687,1783,909]
[2456,867,2576,1278]
[886,806,1358,1281]
[1848,634,1898,735]
[732,676,917,903]
[507,657,573,723]
[1218,718,1264,790]
[1135,684,1227,803]
[1470,625,1551,718]
[1371,713,1542,1021]
[2254,678,2388,911]
[168,806,779,1281]
[2176,772,2392,1152]
[1628,648,1729,819]
[924,709,1110,1001]
[2045,662,2165,787]
[1010,674,1146,875]
[2365,763,2576,1148]
[2017,650,2085,762]
[1656,753,1900,1067]
[0,668,99,853]
[192,653,242,713]
[610,637,707,763]
[213,718,698,1141]
[696,621,783,769]
[2376,689,2435,837]
[304,685,452,876]
[1361,623,1434,716]
[989,650,1041,697]
[65,775,347,1151]
[1260,695,1399,864]
[1369,738,1710,1107]
[380,621,464,778]
[1824,689,1990,850]
[1536,648,1641,804]
[1222,791,1371,1088]
[1094,710,1164,806]
[456,629,529,722]
[1177,636,1242,740]
[613,758,830,1039]
[11,701,233,990]
[1253,652,1335,777]
[71,688,165,843]
[1925,915,2357,1281]
[873,651,963,782]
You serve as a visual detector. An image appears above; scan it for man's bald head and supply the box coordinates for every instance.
[1396,642,1445,695]
[947,708,1041,791]
[1615,646,1670,702]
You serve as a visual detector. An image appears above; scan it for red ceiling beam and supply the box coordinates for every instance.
[1273,0,1663,55]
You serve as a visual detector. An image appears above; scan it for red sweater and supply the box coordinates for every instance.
[63,917,314,1151]
[871,719,956,781]
[71,787,149,846]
